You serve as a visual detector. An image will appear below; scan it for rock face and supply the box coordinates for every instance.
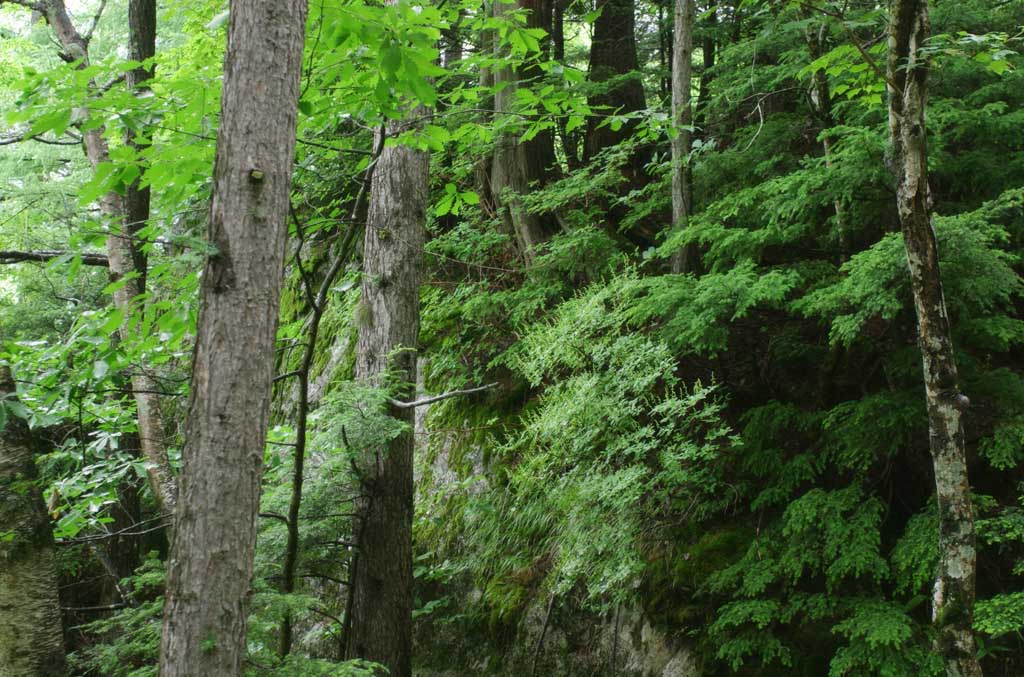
[415,595,702,676]
[605,609,701,677]
[412,367,701,677]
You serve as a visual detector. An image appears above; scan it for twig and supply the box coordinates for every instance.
[62,603,126,612]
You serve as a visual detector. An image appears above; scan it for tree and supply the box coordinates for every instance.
[0,0,177,522]
[584,0,647,162]
[347,114,430,676]
[159,0,308,672]
[669,0,695,273]
[0,367,66,676]
[490,0,559,263]
[886,0,981,674]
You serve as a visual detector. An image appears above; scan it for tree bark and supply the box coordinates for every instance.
[159,0,307,673]
[0,368,67,676]
[490,0,558,263]
[348,115,430,677]
[584,0,647,162]
[886,1,981,675]
[669,0,695,274]
[120,0,179,524]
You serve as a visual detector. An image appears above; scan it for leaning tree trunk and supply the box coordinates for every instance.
[669,0,695,274]
[886,1,981,675]
[347,115,430,677]
[0,368,66,676]
[159,0,307,673]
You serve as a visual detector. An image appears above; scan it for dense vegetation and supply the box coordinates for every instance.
[0,0,1022,674]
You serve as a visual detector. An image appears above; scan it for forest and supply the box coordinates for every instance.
[0,0,1022,675]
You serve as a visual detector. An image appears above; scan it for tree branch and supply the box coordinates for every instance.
[0,250,108,266]
[0,0,45,11]
[389,382,498,409]
[83,0,107,44]
[0,132,82,147]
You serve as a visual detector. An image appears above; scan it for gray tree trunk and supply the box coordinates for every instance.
[669,0,694,274]
[348,115,430,677]
[159,0,307,673]
[886,2,981,675]
[0,368,66,676]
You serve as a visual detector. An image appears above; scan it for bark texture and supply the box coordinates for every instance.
[886,1,981,675]
[0,368,66,676]
[490,0,558,263]
[584,0,647,161]
[348,117,430,677]
[159,0,307,673]
[669,0,695,274]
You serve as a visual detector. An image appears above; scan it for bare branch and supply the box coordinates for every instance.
[83,0,107,44]
[0,250,108,266]
[259,512,291,526]
[389,382,499,409]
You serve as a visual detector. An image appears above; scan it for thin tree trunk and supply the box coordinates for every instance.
[552,0,581,170]
[348,113,430,677]
[805,20,849,264]
[886,1,980,675]
[694,5,716,139]
[160,0,307,673]
[0,368,67,676]
[669,0,695,274]
[277,228,357,658]
[122,0,178,522]
[24,0,178,520]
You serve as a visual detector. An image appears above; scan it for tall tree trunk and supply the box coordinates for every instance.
[121,0,178,522]
[552,0,581,170]
[277,230,355,658]
[669,0,695,274]
[491,0,558,263]
[348,115,430,677]
[159,0,307,673]
[0,368,67,676]
[886,2,981,675]
[694,4,716,133]
[805,20,849,264]
[584,0,647,162]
